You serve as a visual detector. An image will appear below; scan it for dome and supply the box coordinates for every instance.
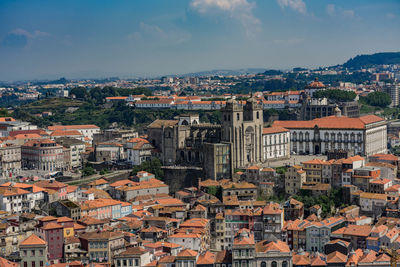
[307,77,325,88]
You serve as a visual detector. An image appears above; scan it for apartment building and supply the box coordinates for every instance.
[21,139,64,172]
[285,165,306,195]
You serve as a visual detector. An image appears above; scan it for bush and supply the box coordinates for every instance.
[82,167,96,177]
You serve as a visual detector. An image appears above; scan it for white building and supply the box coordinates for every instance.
[135,99,174,109]
[0,118,38,137]
[168,233,202,251]
[359,192,387,213]
[273,114,387,157]
[47,124,100,141]
[55,137,86,169]
[262,126,290,161]
[0,182,45,213]
[126,138,153,166]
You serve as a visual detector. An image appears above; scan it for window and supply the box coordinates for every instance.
[31,250,35,256]
[282,261,288,267]
[272,261,277,267]
[261,262,266,267]
[32,262,35,267]
[23,262,27,267]
[40,262,43,267]
[135,259,139,266]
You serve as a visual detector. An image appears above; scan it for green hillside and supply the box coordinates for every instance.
[343,52,400,69]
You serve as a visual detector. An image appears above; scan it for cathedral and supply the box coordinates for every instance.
[147,97,266,179]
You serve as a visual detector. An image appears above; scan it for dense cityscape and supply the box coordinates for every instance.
[1,1,400,267]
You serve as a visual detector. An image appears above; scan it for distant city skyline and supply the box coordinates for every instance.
[0,0,399,81]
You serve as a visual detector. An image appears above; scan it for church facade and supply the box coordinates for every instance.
[147,98,281,179]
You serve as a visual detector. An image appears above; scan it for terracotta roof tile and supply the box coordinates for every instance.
[20,234,46,246]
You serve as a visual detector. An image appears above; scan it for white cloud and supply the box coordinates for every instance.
[1,28,50,49]
[276,0,306,14]
[190,0,261,37]
[387,13,396,19]
[343,9,355,18]
[11,29,49,39]
[129,22,191,46]
[326,4,335,16]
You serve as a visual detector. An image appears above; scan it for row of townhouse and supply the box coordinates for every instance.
[80,198,133,220]
[284,154,398,197]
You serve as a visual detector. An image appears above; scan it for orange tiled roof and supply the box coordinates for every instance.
[263,126,289,134]
[197,251,216,265]
[273,115,384,130]
[20,234,46,246]
[370,153,398,161]
[41,222,63,230]
[255,240,290,253]
[0,187,30,196]
[327,251,347,263]
[293,254,311,265]
[0,257,18,267]
[50,130,82,137]
[48,125,99,131]
[177,249,198,258]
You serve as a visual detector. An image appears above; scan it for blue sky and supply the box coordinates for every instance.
[0,0,399,81]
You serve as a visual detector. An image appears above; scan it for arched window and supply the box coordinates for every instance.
[282,261,288,267]
[261,262,267,267]
[272,261,278,267]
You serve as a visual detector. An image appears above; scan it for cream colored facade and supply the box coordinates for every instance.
[0,144,21,178]
[285,166,306,195]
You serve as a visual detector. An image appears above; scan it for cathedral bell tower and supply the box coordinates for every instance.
[221,96,263,169]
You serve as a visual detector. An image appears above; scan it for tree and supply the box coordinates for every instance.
[208,186,223,200]
[313,89,356,102]
[70,87,88,99]
[0,108,10,117]
[365,92,392,108]
[131,158,164,179]
[364,91,392,108]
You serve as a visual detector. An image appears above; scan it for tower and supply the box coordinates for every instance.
[221,97,263,169]
[242,97,263,165]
